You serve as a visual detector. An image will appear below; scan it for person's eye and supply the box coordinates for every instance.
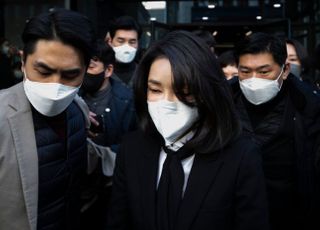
[38,71,51,76]
[240,70,250,74]
[117,39,125,44]
[62,72,81,80]
[259,71,270,75]
[290,58,298,62]
[148,87,162,94]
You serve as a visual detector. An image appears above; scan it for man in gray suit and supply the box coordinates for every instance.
[0,9,95,230]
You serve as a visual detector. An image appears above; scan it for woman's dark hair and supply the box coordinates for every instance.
[286,38,312,81]
[134,30,241,154]
[286,39,308,64]
[234,32,287,66]
[22,8,96,66]
[93,39,115,66]
[109,15,142,39]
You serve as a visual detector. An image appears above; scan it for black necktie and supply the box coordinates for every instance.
[156,144,194,230]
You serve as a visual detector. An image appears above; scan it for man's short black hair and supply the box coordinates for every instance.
[234,32,287,66]
[108,15,142,40]
[22,8,96,66]
[93,39,115,66]
[218,50,236,68]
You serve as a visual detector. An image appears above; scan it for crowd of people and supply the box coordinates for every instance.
[0,38,23,89]
[0,8,319,230]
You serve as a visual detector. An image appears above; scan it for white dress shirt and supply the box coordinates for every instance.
[156,133,195,195]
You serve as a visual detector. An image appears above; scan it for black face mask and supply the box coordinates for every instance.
[82,72,105,93]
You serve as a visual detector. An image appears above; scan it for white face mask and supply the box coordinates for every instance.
[23,76,79,117]
[113,44,137,63]
[239,67,284,105]
[148,100,198,145]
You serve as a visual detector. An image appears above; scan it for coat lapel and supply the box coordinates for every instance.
[176,152,224,230]
[7,83,38,230]
[139,135,161,230]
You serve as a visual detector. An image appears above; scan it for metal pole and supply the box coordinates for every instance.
[287,18,292,38]
[64,0,70,9]
[151,20,155,43]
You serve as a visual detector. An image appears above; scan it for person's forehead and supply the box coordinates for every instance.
[31,39,81,54]
[114,29,138,39]
[26,39,84,68]
[223,65,238,72]
[239,52,277,67]
[148,58,172,84]
[89,58,104,68]
[286,43,297,55]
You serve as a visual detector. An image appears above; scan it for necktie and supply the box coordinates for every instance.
[156,144,194,230]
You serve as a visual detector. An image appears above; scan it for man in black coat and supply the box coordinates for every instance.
[231,32,320,230]
[106,16,142,88]
[79,40,137,229]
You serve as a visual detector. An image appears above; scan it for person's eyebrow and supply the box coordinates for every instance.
[256,65,272,70]
[34,60,81,75]
[61,68,82,75]
[33,61,55,72]
[238,64,271,70]
[116,36,125,41]
[148,79,162,86]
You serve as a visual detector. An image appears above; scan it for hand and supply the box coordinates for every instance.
[88,111,99,138]
[89,111,100,126]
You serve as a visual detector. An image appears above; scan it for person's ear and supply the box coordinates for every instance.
[282,63,290,80]
[104,64,114,78]
[20,51,25,72]
[105,32,112,46]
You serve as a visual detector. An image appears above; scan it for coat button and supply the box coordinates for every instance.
[105,108,111,112]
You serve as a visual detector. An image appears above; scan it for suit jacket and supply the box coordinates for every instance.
[107,130,270,230]
[229,74,320,229]
[0,82,90,230]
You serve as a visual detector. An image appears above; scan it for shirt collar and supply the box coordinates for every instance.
[166,131,194,151]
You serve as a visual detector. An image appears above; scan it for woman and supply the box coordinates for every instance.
[286,38,311,81]
[107,30,269,230]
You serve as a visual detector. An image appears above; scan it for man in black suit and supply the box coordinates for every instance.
[231,32,320,230]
